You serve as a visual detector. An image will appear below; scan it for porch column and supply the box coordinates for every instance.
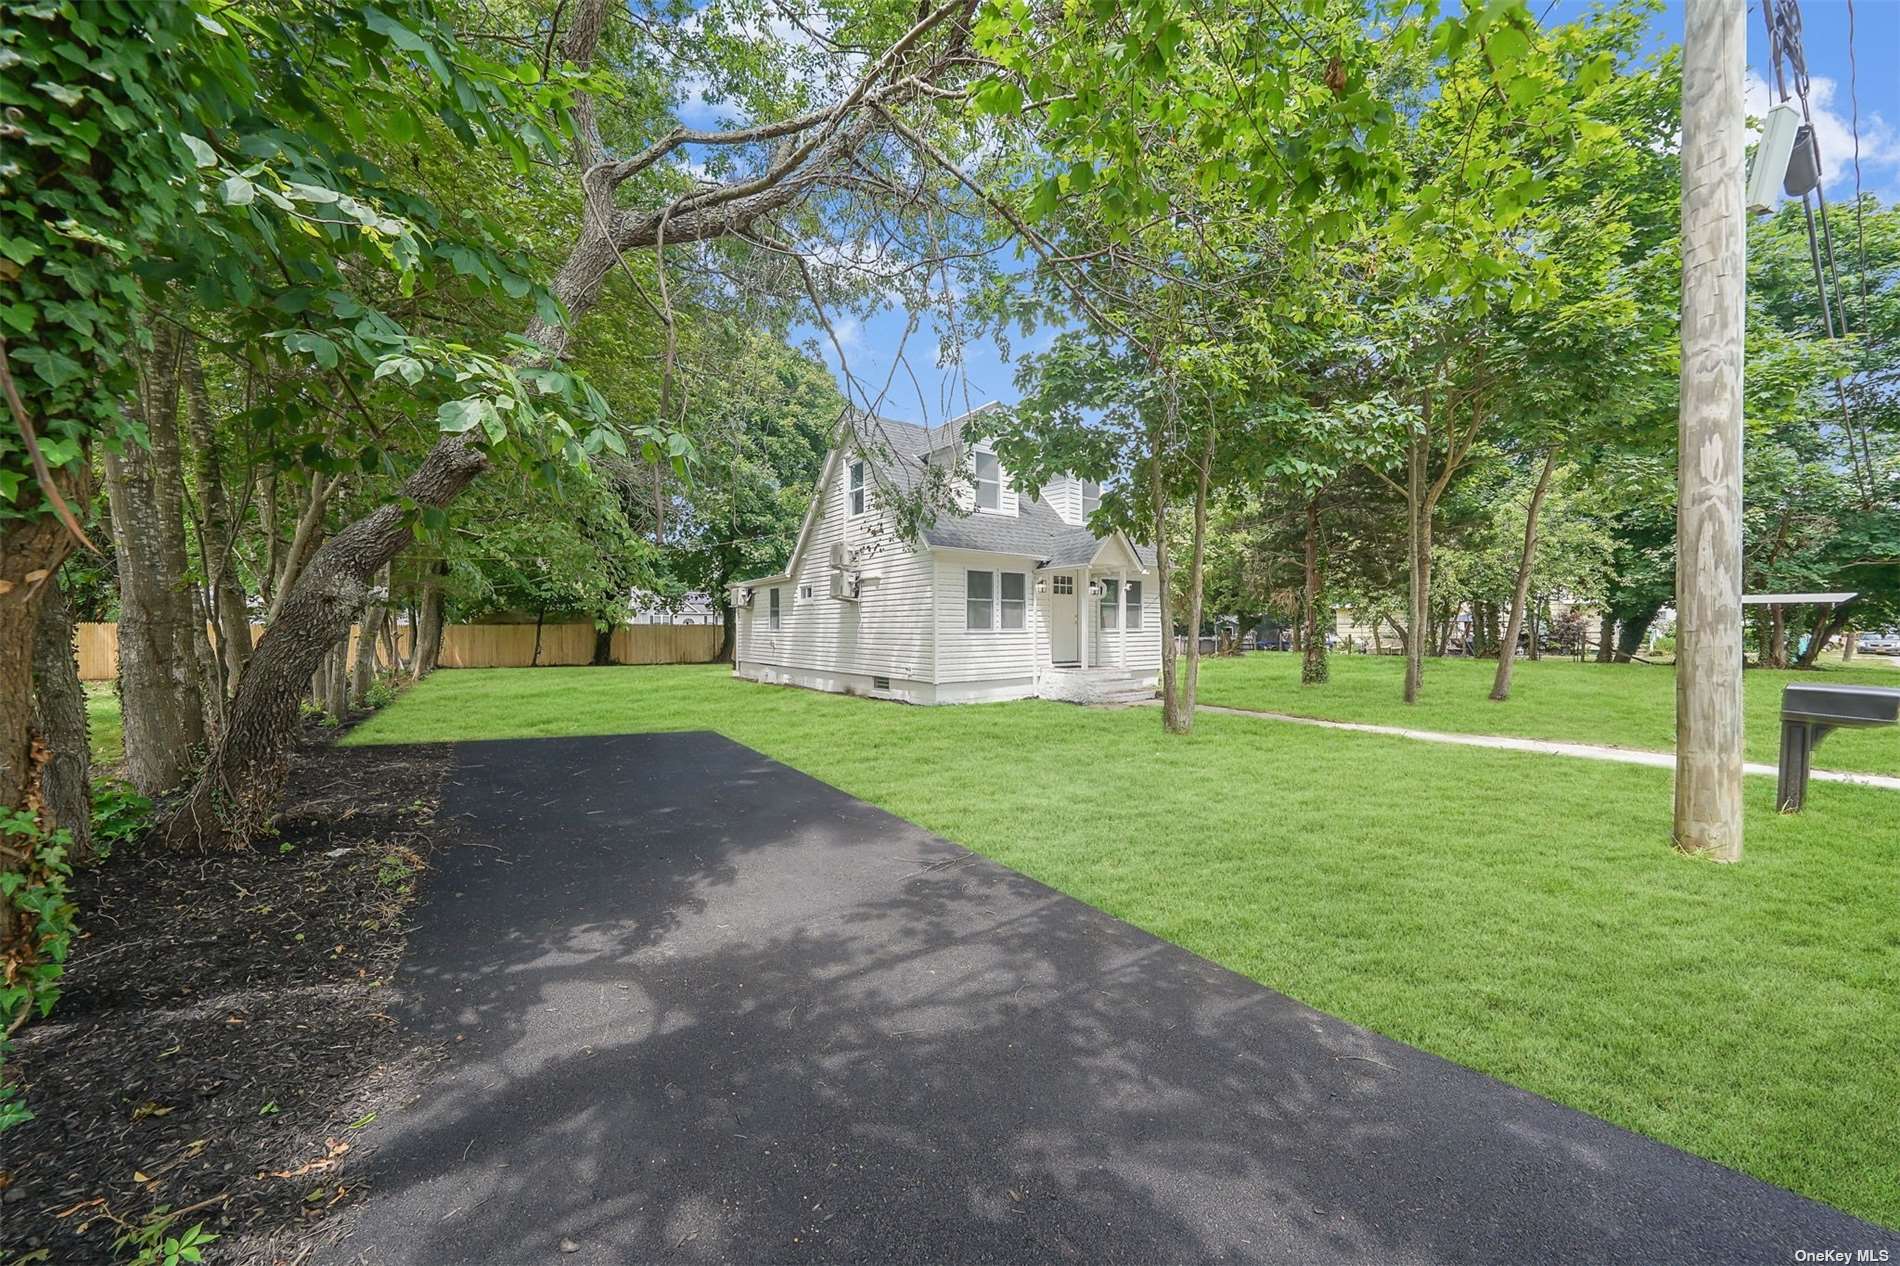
[1118,566,1127,670]
[1079,571,1089,671]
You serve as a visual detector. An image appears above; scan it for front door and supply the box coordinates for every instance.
[1049,573,1079,663]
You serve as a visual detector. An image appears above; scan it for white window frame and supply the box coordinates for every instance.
[799,583,813,600]
[965,569,993,630]
[848,460,867,516]
[1125,580,1143,629]
[1099,577,1120,631]
[973,450,1003,512]
[1000,572,1026,630]
[1081,481,1101,519]
[769,587,782,631]
[1052,574,1074,596]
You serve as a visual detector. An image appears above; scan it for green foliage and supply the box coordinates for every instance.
[89,777,153,856]
[0,809,78,1131]
[112,1210,218,1266]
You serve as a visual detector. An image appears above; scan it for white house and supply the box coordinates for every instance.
[729,407,1162,704]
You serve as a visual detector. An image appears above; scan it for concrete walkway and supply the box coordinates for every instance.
[322,733,1899,1264]
[1158,701,1900,793]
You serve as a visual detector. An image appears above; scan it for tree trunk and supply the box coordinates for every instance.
[351,567,389,704]
[1300,498,1327,685]
[1595,612,1615,663]
[1528,600,1542,660]
[1674,0,1746,861]
[160,437,489,849]
[1180,428,1215,726]
[324,638,349,724]
[718,603,736,663]
[1766,604,1787,668]
[412,559,447,680]
[1842,629,1857,662]
[1403,434,1425,704]
[184,340,253,695]
[1151,388,1183,734]
[2,499,80,954]
[31,577,92,863]
[592,620,614,666]
[1491,450,1556,701]
[104,319,207,792]
[531,604,546,667]
[1795,605,1850,669]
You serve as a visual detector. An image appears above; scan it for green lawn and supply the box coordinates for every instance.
[1194,651,1900,776]
[84,682,122,768]
[344,664,1900,1227]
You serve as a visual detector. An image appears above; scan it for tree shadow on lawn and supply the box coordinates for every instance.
[319,732,1893,1266]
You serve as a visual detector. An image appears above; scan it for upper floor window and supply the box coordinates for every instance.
[974,451,1002,511]
[849,460,867,515]
[1099,577,1120,630]
[770,587,782,631]
[1081,481,1101,519]
[1125,580,1143,629]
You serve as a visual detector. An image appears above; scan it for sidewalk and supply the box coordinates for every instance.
[1148,701,1900,793]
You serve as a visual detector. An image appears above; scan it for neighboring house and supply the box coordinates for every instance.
[728,406,1161,704]
[628,590,718,625]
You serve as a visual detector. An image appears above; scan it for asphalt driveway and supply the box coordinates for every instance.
[325,732,1898,1264]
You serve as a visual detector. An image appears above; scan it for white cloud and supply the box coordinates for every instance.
[1745,70,1899,198]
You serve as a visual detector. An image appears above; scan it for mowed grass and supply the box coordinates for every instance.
[347,665,1900,1228]
[84,682,123,768]
[1195,651,1900,776]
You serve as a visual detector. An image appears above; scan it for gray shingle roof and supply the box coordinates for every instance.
[852,411,1156,568]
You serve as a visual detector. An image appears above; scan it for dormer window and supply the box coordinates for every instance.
[849,460,867,516]
[974,451,1002,511]
[1081,481,1101,519]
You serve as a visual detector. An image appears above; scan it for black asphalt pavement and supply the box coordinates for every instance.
[326,732,1899,1265]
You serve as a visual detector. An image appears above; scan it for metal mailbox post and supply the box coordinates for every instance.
[1777,683,1900,812]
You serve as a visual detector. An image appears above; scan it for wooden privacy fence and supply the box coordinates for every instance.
[74,621,724,681]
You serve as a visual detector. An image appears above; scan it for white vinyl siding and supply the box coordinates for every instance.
[770,587,781,631]
[849,460,867,516]
[935,551,1040,684]
[1125,580,1143,628]
[1099,577,1120,631]
[736,446,935,684]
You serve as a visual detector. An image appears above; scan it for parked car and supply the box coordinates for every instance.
[1858,631,1900,655]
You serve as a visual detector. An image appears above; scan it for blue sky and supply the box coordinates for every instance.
[737,1,1900,426]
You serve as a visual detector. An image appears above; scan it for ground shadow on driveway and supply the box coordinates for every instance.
[323,732,1897,1265]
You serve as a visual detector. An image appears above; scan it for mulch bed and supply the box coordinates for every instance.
[4,727,455,1265]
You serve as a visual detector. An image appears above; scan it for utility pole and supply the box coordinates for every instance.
[1674,0,1746,861]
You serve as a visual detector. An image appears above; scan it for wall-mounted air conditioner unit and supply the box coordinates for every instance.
[829,571,860,602]
[735,587,755,608]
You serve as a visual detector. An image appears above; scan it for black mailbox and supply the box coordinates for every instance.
[1777,683,1900,812]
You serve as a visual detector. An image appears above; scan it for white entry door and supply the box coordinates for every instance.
[1049,573,1079,663]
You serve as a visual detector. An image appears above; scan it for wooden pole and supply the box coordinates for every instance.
[1673,0,1746,861]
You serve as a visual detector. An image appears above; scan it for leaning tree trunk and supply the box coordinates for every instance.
[32,579,92,863]
[1595,613,1615,663]
[1300,498,1328,686]
[103,320,207,792]
[1842,629,1857,662]
[160,437,489,849]
[1491,450,1556,701]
